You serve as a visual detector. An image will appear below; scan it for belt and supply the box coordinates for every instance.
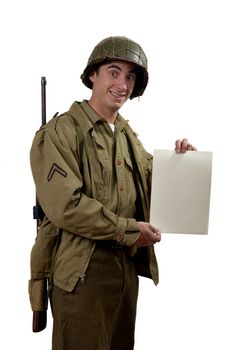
[96,240,127,250]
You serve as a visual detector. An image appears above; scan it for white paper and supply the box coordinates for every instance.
[150,150,213,234]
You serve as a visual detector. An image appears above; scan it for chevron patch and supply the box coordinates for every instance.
[47,163,67,181]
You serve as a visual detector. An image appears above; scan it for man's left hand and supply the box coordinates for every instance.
[175,138,197,153]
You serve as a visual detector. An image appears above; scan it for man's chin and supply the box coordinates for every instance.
[110,97,127,109]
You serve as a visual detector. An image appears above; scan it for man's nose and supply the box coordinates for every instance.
[116,75,127,89]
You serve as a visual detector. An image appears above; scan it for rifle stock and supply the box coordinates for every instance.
[33,311,47,333]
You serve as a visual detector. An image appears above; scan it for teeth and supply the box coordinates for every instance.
[111,91,125,98]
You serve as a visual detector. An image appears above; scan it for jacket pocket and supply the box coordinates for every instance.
[30,218,61,279]
[92,158,111,203]
[91,132,111,203]
[124,155,137,203]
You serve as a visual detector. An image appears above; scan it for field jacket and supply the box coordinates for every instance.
[30,101,159,292]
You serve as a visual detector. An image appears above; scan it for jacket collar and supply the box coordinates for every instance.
[69,100,130,135]
[68,100,96,136]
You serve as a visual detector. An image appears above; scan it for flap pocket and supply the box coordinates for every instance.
[124,155,134,171]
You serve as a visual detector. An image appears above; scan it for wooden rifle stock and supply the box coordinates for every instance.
[33,310,47,333]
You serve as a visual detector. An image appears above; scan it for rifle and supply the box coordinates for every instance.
[31,77,48,332]
[33,76,46,228]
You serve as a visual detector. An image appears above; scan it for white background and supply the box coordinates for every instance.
[1,0,232,349]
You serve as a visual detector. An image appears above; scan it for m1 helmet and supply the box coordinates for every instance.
[81,36,149,99]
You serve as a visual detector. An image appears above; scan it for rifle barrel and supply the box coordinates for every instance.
[41,76,47,126]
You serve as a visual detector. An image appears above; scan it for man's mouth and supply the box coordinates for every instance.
[110,91,127,99]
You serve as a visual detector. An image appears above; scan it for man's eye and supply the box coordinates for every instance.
[128,74,136,81]
[111,71,118,77]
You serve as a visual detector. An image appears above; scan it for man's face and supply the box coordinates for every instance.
[89,60,137,112]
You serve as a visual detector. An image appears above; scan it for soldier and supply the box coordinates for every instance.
[29,36,196,349]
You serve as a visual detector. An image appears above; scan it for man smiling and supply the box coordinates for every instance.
[88,61,137,119]
[30,36,196,350]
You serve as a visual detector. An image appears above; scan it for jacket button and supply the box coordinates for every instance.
[115,233,123,242]
[117,159,122,166]
[63,279,68,286]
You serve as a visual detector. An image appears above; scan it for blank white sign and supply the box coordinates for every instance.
[150,150,213,234]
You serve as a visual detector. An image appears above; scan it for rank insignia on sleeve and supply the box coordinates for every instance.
[47,163,67,181]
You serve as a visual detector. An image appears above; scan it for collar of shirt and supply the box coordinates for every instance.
[80,100,129,134]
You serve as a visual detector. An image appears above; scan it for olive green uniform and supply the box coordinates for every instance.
[30,100,159,349]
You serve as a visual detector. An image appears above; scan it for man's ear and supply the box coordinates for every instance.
[89,71,96,84]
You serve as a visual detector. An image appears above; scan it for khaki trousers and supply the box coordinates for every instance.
[50,242,139,350]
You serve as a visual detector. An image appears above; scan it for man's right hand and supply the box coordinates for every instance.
[135,222,161,247]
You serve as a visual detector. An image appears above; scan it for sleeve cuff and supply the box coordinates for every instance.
[113,217,140,247]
